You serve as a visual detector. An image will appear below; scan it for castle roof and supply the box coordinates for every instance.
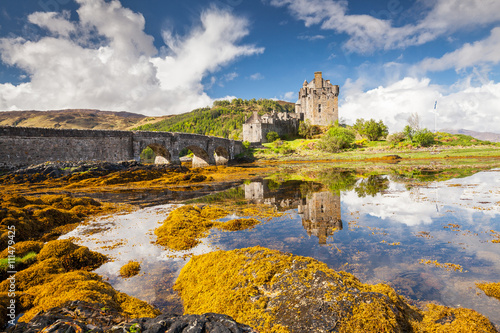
[244,111,262,124]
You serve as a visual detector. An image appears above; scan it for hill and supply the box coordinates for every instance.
[0,109,152,130]
[441,128,500,143]
[132,99,295,139]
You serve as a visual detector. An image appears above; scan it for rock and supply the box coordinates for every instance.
[5,301,257,333]
[174,246,499,333]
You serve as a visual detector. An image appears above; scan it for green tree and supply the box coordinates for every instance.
[413,129,435,147]
[353,118,388,141]
[298,119,320,139]
[317,126,356,153]
[403,125,415,141]
[266,131,280,142]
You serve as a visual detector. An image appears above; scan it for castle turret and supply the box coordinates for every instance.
[314,72,323,89]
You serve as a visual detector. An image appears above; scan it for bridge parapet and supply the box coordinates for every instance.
[0,126,244,169]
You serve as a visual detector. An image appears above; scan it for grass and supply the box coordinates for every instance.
[255,134,500,163]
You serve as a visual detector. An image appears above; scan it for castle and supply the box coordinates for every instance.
[243,71,339,143]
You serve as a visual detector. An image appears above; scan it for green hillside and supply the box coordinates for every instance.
[132,99,295,139]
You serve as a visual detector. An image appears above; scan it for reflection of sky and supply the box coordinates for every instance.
[58,170,500,325]
[343,170,500,226]
[60,204,217,311]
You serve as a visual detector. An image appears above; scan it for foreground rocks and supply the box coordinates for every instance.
[0,160,183,183]
[174,246,498,333]
[5,300,257,333]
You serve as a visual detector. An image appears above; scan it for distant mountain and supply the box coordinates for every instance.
[441,128,500,143]
[0,109,165,130]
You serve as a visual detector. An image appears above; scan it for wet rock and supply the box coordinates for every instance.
[174,246,499,333]
[0,160,186,184]
[4,301,257,333]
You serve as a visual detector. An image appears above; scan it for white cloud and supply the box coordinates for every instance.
[270,0,500,53]
[0,0,263,115]
[224,72,238,81]
[28,11,76,37]
[297,34,325,41]
[417,27,500,72]
[249,72,264,80]
[340,76,500,133]
[281,91,295,101]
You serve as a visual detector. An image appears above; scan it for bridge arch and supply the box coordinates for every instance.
[214,146,230,165]
[180,145,211,168]
[144,143,171,164]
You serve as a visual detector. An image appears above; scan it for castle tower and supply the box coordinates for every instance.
[295,71,339,126]
[299,191,342,245]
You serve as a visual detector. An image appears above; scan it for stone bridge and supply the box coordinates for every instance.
[0,126,244,169]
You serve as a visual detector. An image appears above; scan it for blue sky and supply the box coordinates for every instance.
[0,0,499,132]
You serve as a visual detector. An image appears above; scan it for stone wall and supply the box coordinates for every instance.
[0,126,243,169]
[242,112,300,144]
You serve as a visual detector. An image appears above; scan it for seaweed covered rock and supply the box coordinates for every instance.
[119,260,141,278]
[154,205,229,251]
[174,246,498,333]
[154,205,263,252]
[7,300,257,333]
[0,240,117,328]
[476,282,500,301]
[0,193,113,249]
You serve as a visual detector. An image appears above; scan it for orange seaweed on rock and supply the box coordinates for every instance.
[476,282,500,302]
[417,303,498,333]
[0,239,156,326]
[0,240,43,259]
[0,193,117,249]
[154,205,228,251]
[19,270,160,323]
[119,260,141,278]
[218,218,260,231]
[174,246,497,333]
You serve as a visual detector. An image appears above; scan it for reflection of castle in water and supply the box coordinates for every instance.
[298,191,342,245]
[244,180,342,244]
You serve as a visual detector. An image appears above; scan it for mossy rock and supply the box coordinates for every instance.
[20,270,160,323]
[0,240,43,259]
[174,246,498,333]
[37,239,80,261]
[476,282,500,301]
[154,205,228,251]
[119,261,141,278]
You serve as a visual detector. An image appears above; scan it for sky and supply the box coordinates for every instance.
[0,0,499,133]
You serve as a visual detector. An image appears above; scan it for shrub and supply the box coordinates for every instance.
[387,132,406,144]
[317,126,356,153]
[413,129,435,147]
[353,119,388,141]
[266,131,280,142]
[299,120,321,139]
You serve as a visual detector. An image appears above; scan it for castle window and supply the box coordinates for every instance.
[318,104,322,113]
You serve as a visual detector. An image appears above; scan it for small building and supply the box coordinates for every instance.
[242,71,339,144]
[242,110,301,144]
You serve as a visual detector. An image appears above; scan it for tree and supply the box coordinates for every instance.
[407,112,420,131]
[403,125,415,141]
[266,131,280,142]
[317,126,356,153]
[298,119,320,139]
[353,118,389,141]
[413,129,434,147]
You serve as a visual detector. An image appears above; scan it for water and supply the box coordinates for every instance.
[61,168,500,325]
